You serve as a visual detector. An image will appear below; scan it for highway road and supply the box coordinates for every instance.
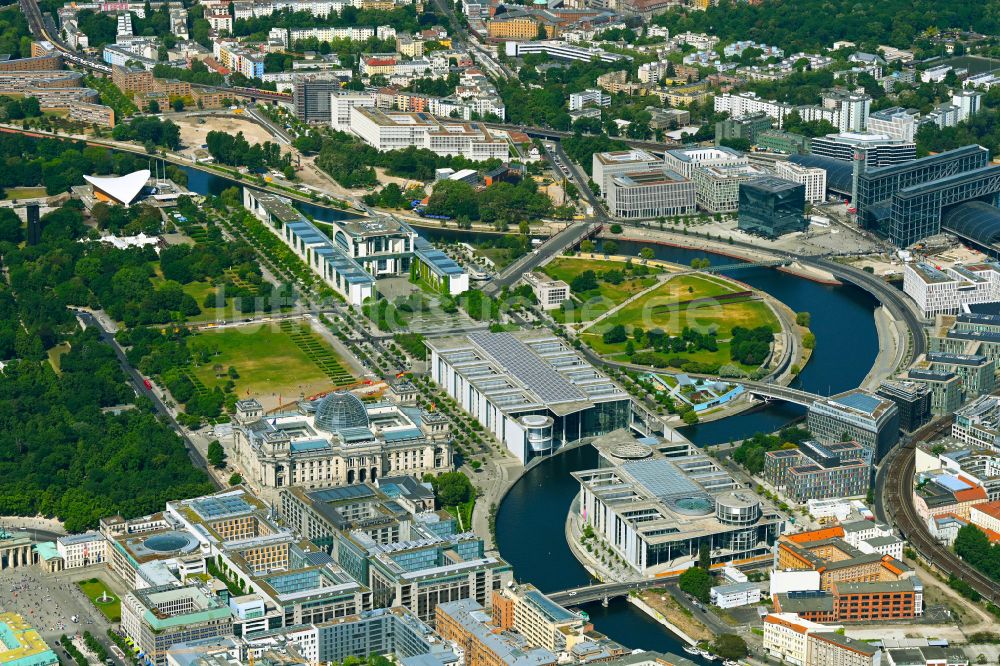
[485,221,601,294]
[73,310,221,489]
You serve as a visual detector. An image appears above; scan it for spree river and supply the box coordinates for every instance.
[180,164,880,653]
[496,239,880,655]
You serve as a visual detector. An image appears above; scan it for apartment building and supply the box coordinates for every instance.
[763,613,838,666]
[970,500,1000,534]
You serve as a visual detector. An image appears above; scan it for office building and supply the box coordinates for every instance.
[774,161,827,204]
[715,112,773,146]
[436,600,558,666]
[758,130,810,155]
[905,368,962,416]
[606,168,697,219]
[866,107,918,142]
[330,90,376,130]
[0,613,58,666]
[663,146,748,179]
[349,107,509,160]
[876,380,931,432]
[810,133,916,168]
[491,585,593,654]
[426,331,632,463]
[504,41,630,64]
[243,188,467,304]
[280,483,512,625]
[919,351,995,399]
[830,579,923,621]
[693,163,766,213]
[853,145,1000,248]
[953,395,1000,453]
[574,430,785,574]
[121,585,234,666]
[232,391,452,496]
[738,176,808,238]
[294,80,342,123]
[568,89,610,111]
[523,272,569,310]
[903,261,1000,317]
[763,440,869,501]
[592,149,664,194]
[807,390,900,464]
[710,581,761,609]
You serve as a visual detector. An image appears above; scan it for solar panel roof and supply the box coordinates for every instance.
[832,392,883,415]
[621,458,701,500]
[469,332,586,405]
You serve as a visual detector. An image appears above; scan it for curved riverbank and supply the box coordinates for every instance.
[495,240,883,653]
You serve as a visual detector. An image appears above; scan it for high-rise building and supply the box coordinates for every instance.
[737,176,808,238]
[820,89,872,133]
[294,79,341,123]
[807,390,900,464]
[876,379,931,432]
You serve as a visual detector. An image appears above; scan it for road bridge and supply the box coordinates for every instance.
[733,380,824,407]
[485,222,602,295]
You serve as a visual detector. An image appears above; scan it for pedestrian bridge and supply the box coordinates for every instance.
[703,258,790,273]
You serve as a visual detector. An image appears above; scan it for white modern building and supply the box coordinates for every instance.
[903,261,1000,317]
[809,133,916,167]
[426,331,632,463]
[84,169,150,207]
[331,91,376,131]
[769,570,821,595]
[349,106,509,160]
[523,272,570,310]
[504,40,630,64]
[592,149,664,194]
[242,188,468,304]
[569,89,611,111]
[774,161,827,204]
[953,395,1000,453]
[606,169,696,219]
[709,581,761,608]
[663,146,748,179]
[866,107,919,142]
[820,89,871,133]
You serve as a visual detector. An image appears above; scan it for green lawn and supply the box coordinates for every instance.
[447,499,475,532]
[581,273,780,371]
[2,186,47,200]
[189,323,356,402]
[589,275,776,337]
[78,578,121,622]
[545,257,661,324]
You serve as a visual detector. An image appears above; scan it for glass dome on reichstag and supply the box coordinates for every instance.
[314,392,370,432]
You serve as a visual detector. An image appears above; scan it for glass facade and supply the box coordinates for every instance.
[738,177,807,238]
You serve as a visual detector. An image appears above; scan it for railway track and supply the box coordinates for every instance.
[880,417,999,603]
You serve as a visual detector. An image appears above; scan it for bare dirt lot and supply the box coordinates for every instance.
[173,114,290,156]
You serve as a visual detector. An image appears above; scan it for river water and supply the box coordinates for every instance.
[180,164,880,654]
[496,239,880,655]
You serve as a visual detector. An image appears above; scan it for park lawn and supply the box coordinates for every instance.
[183,281,242,323]
[2,186,47,200]
[188,323,356,402]
[543,257,657,283]
[446,498,475,533]
[78,578,121,622]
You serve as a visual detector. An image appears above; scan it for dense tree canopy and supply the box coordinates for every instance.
[652,0,999,52]
[954,524,1000,582]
